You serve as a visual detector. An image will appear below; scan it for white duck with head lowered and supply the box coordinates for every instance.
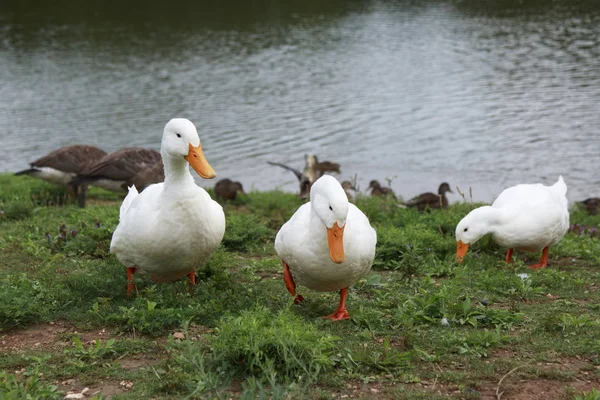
[275,175,377,321]
[455,176,569,269]
[110,118,225,294]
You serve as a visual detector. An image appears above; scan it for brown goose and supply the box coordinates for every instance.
[406,182,452,211]
[368,180,395,198]
[581,198,600,215]
[69,147,163,207]
[214,178,245,201]
[15,145,107,187]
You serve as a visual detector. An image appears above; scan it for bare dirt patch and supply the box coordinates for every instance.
[0,322,119,352]
[57,378,128,400]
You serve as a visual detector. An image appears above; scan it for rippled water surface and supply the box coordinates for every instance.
[1,0,599,202]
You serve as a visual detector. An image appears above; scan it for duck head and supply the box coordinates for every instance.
[310,175,349,264]
[368,180,381,191]
[233,181,246,195]
[439,182,452,195]
[454,206,496,262]
[161,118,216,179]
[341,181,355,191]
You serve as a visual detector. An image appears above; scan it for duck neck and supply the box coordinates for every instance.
[162,154,194,189]
[309,206,328,242]
[475,206,507,234]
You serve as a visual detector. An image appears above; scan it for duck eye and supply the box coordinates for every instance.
[176,133,181,138]
[329,206,333,211]
[464,228,468,232]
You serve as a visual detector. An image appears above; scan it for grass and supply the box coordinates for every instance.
[1,173,600,399]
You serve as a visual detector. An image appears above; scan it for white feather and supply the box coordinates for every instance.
[455,176,570,252]
[275,176,377,292]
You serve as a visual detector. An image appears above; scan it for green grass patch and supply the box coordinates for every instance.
[1,173,600,398]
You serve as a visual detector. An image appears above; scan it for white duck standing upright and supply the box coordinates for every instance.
[455,176,569,269]
[110,118,225,294]
[275,175,377,321]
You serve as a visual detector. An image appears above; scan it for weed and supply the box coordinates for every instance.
[209,306,338,382]
[65,337,117,362]
[0,369,61,399]
[222,213,274,253]
[575,388,600,400]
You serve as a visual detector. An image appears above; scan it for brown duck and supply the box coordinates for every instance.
[341,180,356,202]
[368,180,395,197]
[406,182,452,211]
[267,154,341,199]
[581,198,600,215]
[214,178,245,201]
[69,147,163,207]
[15,144,107,194]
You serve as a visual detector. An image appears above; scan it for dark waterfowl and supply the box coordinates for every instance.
[214,178,245,200]
[368,180,395,197]
[312,155,341,174]
[267,154,342,199]
[69,147,163,207]
[15,145,107,192]
[341,180,356,202]
[581,198,600,215]
[406,182,453,211]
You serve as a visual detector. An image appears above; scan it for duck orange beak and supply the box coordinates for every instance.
[455,240,469,262]
[185,143,216,179]
[327,222,345,264]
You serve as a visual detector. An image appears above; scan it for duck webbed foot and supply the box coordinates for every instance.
[529,246,549,269]
[323,287,350,321]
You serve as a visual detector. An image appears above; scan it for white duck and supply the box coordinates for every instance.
[275,175,377,321]
[110,118,225,294]
[455,176,569,269]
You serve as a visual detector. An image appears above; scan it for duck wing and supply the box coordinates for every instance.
[267,161,303,181]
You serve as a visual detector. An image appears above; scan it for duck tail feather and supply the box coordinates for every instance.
[554,175,567,196]
[119,185,139,220]
[14,168,38,176]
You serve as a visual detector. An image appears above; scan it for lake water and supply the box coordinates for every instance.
[1,0,599,203]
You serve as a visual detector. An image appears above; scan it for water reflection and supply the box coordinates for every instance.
[1,0,599,202]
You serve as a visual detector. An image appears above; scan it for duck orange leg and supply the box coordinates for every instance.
[530,246,549,270]
[282,260,304,304]
[126,266,137,295]
[505,248,514,264]
[187,272,196,294]
[323,287,350,321]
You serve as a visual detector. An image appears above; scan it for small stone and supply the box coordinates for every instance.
[480,300,489,306]
[173,332,185,340]
[64,394,85,400]
[81,388,90,395]
[441,318,449,327]
[119,380,134,389]
[370,388,379,394]
[49,321,55,325]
